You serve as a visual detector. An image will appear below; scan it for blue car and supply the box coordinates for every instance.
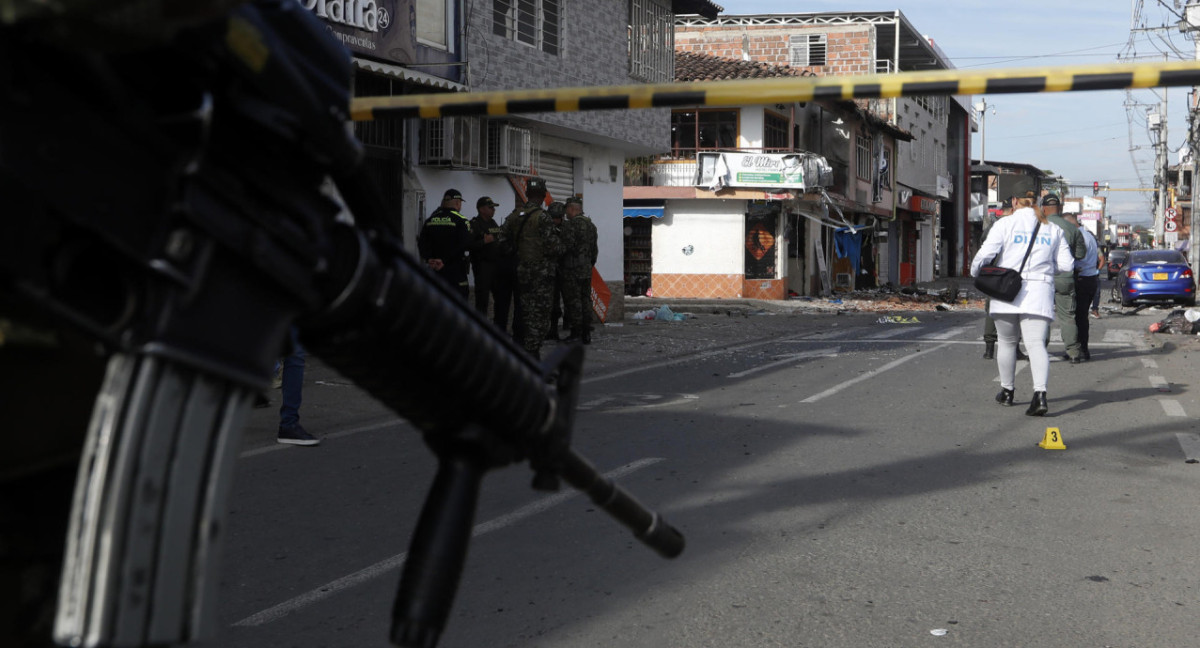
[1117,249,1196,307]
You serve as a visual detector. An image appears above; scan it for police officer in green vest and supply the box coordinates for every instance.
[418,188,472,299]
[1040,194,1088,363]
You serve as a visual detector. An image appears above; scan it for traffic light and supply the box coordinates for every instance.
[1093,181,1099,196]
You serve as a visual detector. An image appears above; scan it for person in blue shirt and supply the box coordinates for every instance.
[1064,212,1103,360]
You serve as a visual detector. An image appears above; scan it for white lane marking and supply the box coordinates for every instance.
[1142,358,1158,369]
[991,360,1030,383]
[1149,375,1170,391]
[238,419,405,459]
[1131,334,1151,351]
[727,347,840,379]
[1103,329,1136,343]
[583,334,816,384]
[864,327,914,339]
[1175,433,1200,461]
[923,325,973,340]
[804,330,848,340]
[800,343,950,403]
[577,393,699,411]
[232,458,664,628]
[1160,399,1186,417]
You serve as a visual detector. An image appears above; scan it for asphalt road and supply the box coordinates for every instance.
[216,289,1200,648]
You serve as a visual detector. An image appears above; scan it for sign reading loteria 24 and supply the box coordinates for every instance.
[302,0,415,65]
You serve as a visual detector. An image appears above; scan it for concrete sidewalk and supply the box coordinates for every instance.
[617,276,984,318]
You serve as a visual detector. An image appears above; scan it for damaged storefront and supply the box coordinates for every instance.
[623,151,876,300]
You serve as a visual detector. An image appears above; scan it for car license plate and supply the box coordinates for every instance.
[1153,272,1169,280]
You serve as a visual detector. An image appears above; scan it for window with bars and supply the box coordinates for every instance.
[419,116,485,169]
[881,145,892,187]
[493,0,560,56]
[763,111,790,151]
[628,0,673,83]
[789,33,827,67]
[353,70,406,150]
[671,109,738,158]
[417,0,449,49]
[856,133,871,179]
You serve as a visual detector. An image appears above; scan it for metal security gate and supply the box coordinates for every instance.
[538,152,576,202]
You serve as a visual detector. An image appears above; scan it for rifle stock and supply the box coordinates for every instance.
[0,3,683,647]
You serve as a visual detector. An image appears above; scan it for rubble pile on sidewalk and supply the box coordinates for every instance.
[787,283,987,313]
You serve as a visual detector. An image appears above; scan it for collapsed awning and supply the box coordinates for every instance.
[624,206,665,218]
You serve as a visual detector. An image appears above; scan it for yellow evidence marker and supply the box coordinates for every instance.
[1039,427,1066,450]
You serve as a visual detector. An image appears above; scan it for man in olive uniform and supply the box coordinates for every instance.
[561,196,599,344]
[468,196,511,331]
[500,177,562,359]
[1041,194,1088,363]
[418,188,471,299]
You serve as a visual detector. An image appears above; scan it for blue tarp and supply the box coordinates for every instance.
[834,227,863,277]
[623,206,665,218]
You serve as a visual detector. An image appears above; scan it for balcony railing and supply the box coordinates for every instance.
[649,161,697,187]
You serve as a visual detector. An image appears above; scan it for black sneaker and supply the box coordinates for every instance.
[277,425,320,446]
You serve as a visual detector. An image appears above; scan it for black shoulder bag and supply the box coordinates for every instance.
[974,221,1040,302]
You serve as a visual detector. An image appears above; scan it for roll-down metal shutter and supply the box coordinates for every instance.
[538,152,576,202]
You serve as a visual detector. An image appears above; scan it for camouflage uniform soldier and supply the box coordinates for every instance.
[500,177,562,359]
[561,196,599,343]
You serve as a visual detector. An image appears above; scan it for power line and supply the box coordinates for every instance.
[954,41,1127,61]
[991,122,1131,140]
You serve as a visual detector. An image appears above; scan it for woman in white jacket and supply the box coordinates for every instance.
[971,196,1075,415]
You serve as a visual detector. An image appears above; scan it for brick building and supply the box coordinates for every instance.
[624,51,911,299]
[674,11,973,284]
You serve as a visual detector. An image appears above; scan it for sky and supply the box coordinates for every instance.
[713,0,1199,225]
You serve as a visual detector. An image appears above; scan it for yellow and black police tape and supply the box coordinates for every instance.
[351,59,1200,121]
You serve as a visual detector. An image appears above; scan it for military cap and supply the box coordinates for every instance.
[477,196,500,208]
[526,177,547,194]
[565,196,583,206]
[1041,194,1061,206]
[547,201,566,218]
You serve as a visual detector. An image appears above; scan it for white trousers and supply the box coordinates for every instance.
[993,314,1051,393]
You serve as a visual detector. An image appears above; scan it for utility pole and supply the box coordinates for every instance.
[1189,2,1200,271]
[974,98,994,164]
[1151,95,1169,248]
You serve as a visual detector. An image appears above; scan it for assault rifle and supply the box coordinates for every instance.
[0,2,683,647]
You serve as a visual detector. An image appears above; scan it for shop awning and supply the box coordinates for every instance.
[624,206,665,218]
[352,58,467,91]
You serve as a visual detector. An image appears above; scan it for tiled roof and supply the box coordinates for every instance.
[674,50,815,82]
[671,51,913,141]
